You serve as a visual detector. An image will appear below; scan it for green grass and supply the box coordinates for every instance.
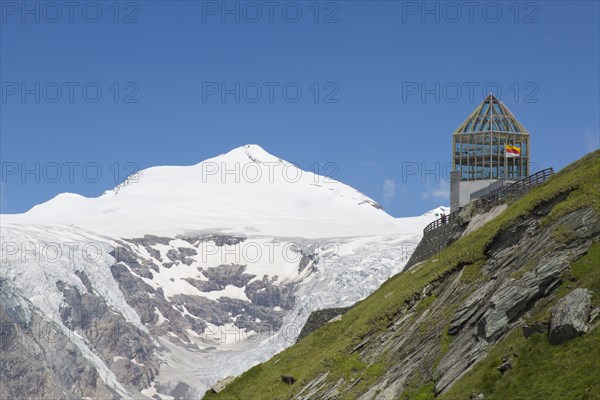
[439,328,600,400]
[550,224,577,244]
[460,260,486,284]
[569,242,600,308]
[416,294,438,314]
[204,151,600,400]
[402,379,436,400]
[439,328,453,357]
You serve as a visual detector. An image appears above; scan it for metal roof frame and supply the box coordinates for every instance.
[453,93,529,135]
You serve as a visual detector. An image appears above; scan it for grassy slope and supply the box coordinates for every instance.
[205,151,600,400]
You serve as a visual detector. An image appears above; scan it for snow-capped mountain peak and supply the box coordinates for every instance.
[4,145,409,238]
[217,144,282,164]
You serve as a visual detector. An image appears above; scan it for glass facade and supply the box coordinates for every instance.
[452,94,530,181]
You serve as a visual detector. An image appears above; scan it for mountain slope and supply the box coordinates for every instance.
[205,150,600,399]
[0,145,444,399]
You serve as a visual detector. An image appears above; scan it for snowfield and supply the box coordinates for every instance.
[1,145,447,399]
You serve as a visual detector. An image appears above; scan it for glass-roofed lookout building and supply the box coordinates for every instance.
[450,93,530,212]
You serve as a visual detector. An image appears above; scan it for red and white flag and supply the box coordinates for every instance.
[505,145,521,157]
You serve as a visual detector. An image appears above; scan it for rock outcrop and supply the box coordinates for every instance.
[549,288,593,344]
[0,286,119,399]
[297,307,351,341]
[211,376,236,393]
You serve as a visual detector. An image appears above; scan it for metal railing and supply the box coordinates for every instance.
[423,209,461,234]
[423,167,554,234]
[478,167,554,207]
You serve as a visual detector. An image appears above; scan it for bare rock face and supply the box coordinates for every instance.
[55,280,160,391]
[549,288,593,344]
[0,285,118,399]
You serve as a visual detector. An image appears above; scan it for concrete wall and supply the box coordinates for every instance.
[450,172,460,213]
[451,174,501,212]
[458,180,498,208]
[451,178,515,212]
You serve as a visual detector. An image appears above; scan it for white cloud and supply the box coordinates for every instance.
[422,180,450,200]
[383,179,396,205]
[584,128,599,152]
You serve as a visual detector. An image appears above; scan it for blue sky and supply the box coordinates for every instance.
[1,0,599,217]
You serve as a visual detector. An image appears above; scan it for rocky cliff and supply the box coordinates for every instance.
[207,150,600,399]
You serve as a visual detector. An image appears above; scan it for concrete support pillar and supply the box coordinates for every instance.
[450,171,460,213]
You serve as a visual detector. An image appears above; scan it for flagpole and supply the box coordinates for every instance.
[504,142,507,180]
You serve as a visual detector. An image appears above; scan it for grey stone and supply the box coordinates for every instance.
[282,375,297,385]
[435,326,489,394]
[479,253,573,343]
[201,264,256,288]
[298,251,317,274]
[589,307,600,324]
[179,234,246,247]
[126,235,170,262]
[74,270,94,294]
[166,247,197,265]
[110,244,158,278]
[185,278,222,292]
[170,381,193,399]
[498,361,512,373]
[449,280,495,335]
[522,322,548,338]
[245,276,295,309]
[211,376,235,393]
[549,288,592,344]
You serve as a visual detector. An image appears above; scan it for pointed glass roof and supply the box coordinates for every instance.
[453,93,529,134]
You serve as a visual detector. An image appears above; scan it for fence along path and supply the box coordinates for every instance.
[423,168,554,234]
